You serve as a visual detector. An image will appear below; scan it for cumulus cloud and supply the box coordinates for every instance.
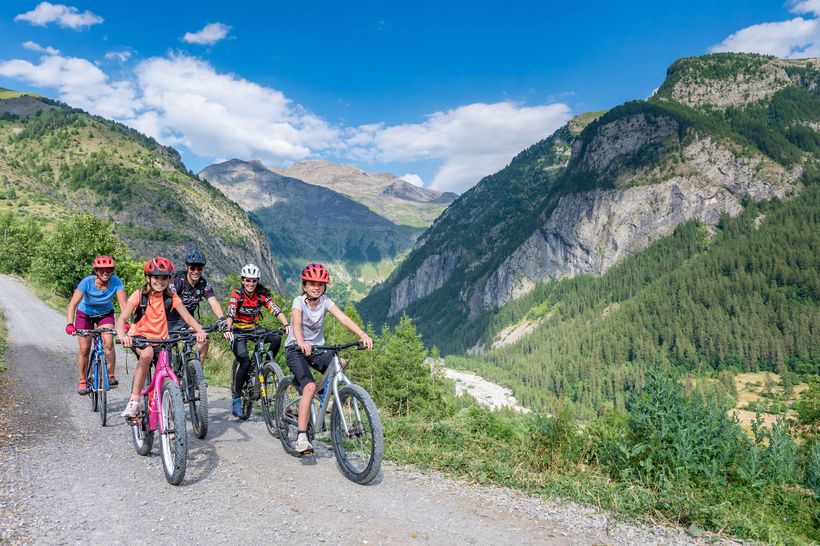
[15,2,103,29]
[0,50,572,193]
[183,23,231,45]
[400,173,423,186]
[0,55,137,118]
[131,55,339,160]
[710,1,820,57]
[346,102,572,193]
[104,50,132,63]
[22,40,60,55]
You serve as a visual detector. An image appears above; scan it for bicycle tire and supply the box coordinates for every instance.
[330,384,384,485]
[274,376,314,456]
[131,395,154,456]
[159,379,188,485]
[186,359,209,439]
[260,362,284,437]
[99,355,108,426]
[86,352,97,412]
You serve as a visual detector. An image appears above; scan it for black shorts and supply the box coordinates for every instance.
[285,344,334,389]
[167,318,187,334]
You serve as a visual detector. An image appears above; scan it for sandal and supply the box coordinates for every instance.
[108,375,119,388]
[76,380,88,395]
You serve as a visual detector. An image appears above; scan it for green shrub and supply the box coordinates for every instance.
[30,213,128,296]
[0,213,41,275]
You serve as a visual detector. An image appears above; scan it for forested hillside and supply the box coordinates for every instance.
[0,95,279,289]
[447,182,818,416]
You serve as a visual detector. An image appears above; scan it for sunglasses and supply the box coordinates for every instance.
[188,265,204,271]
[95,268,114,274]
[242,278,258,283]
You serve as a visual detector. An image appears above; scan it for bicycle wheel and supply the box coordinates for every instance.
[260,362,284,437]
[98,355,108,426]
[274,376,314,456]
[159,379,188,485]
[86,351,97,411]
[330,384,384,485]
[239,367,254,420]
[186,359,209,439]
[131,394,154,456]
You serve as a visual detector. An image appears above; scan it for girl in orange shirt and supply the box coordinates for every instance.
[116,257,206,418]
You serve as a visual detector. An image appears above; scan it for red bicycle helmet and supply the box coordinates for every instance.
[300,263,330,283]
[92,255,115,269]
[144,256,175,276]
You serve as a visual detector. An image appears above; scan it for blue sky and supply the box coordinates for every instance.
[0,1,817,193]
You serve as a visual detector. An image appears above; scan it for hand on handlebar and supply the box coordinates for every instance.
[121,334,133,348]
[65,324,76,336]
[359,334,373,351]
[299,340,312,357]
[195,329,207,343]
[223,330,234,341]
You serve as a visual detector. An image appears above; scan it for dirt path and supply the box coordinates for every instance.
[0,275,724,545]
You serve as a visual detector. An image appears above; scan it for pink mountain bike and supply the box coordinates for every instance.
[119,335,191,485]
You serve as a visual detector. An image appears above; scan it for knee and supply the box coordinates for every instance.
[303,382,316,396]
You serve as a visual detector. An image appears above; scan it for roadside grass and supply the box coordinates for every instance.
[384,408,817,544]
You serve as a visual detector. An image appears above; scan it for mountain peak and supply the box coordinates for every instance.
[653,53,820,110]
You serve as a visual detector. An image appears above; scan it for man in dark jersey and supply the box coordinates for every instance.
[168,248,225,361]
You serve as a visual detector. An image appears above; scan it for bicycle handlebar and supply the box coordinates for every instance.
[116,335,194,348]
[231,326,287,340]
[169,322,221,335]
[312,341,367,352]
[74,327,116,336]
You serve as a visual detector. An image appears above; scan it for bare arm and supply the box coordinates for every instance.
[66,289,84,325]
[206,295,224,318]
[116,298,137,348]
[174,302,206,342]
[292,307,311,356]
[328,305,373,349]
[115,289,127,318]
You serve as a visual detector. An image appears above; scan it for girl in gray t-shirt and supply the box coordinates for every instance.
[285,264,373,454]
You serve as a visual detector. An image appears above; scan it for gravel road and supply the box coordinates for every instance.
[0,275,736,545]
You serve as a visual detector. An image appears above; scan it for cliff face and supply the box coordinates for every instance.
[359,53,819,352]
[468,136,799,317]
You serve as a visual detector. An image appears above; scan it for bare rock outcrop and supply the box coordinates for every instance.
[388,248,465,316]
[467,137,799,315]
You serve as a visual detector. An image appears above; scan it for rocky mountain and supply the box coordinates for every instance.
[267,160,457,228]
[199,159,419,298]
[0,94,280,291]
[359,53,819,353]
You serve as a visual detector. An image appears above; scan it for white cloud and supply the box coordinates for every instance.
[22,40,60,55]
[710,2,820,57]
[183,23,231,45]
[131,54,339,160]
[105,50,132,63]
[346,102,572,193]
[400,173,423,187]
[0,55,137,118]
[0,50,572,193]
[15,2,103,29]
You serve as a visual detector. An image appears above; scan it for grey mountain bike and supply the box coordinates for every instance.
[274,341,384,485]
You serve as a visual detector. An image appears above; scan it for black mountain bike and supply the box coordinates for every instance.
[169,324,219,439]
[230,327,286,437]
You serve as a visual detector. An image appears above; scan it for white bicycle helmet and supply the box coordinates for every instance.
[240,263,260,279]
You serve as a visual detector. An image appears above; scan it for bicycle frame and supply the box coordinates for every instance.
[78,328,113,392]
[310,350,357,433]
[140,345,181,433]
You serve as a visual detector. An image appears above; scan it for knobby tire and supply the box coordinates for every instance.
[330,384,384,485]
[160,379,188,485]
[186,359,209,439]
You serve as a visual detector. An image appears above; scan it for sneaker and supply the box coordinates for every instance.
[121,399,140,418]
[108,375,119,388]
[76,380,88,395]
[295,433,313,454]
[231,398,242,417]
